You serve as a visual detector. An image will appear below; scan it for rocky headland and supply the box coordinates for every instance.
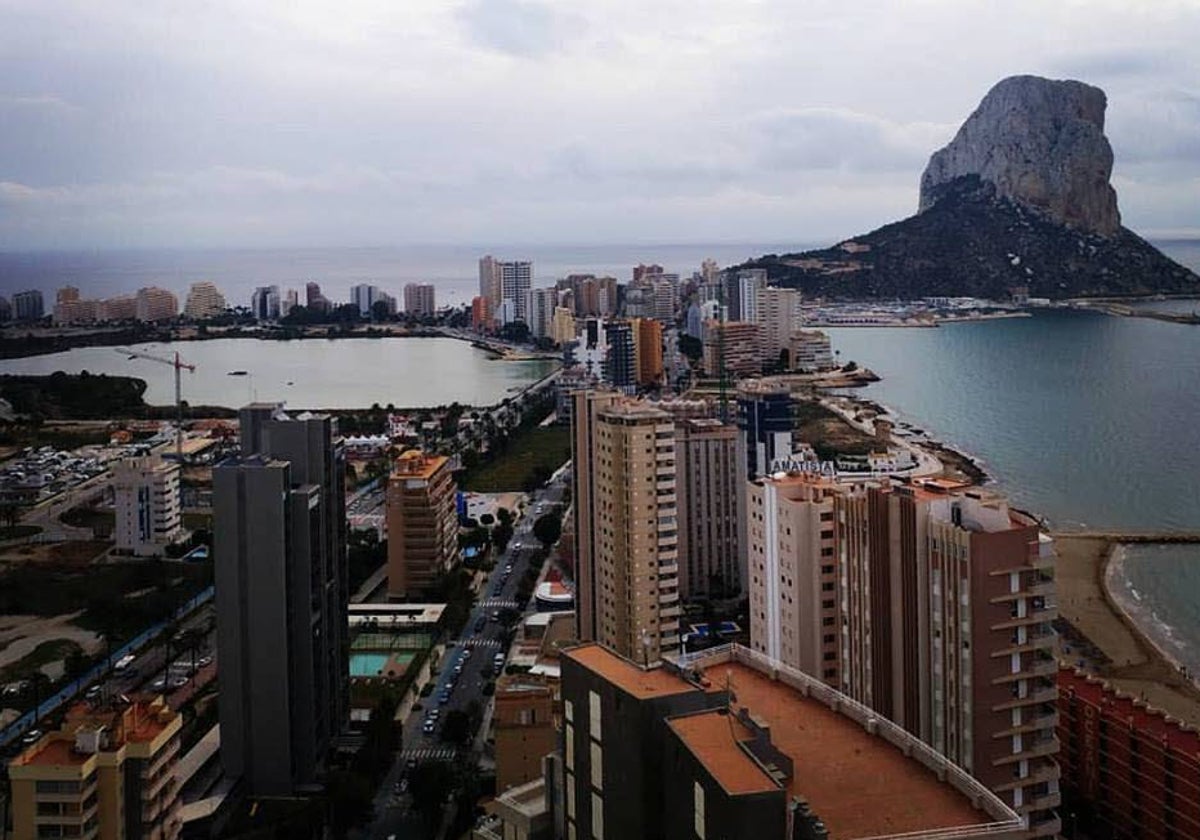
[745,75,1199,300]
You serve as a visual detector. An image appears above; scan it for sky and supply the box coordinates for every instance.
[1,0,1198,250]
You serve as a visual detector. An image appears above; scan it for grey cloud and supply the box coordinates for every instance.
[457,0,584,57]
[1051,50,1170,80]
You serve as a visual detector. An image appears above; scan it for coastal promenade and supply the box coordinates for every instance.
[1055,533,1200,729]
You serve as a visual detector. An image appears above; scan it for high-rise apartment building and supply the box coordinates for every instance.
[571,389,618,644]
[0,295,12,322]
[526,286,558,339]
[582,400,681,663]
[135,287,178,322]
[113,456,183,556]
[12,289,44,321]
[1057,667,1200,840]
[403,283,436,318]
[747,475,1061,836]
[99,295,137,322]
[500,260,533,323]
[250,285,281,321]
[601,321,636,392]
[631,317,664,387]
[183,281,227,320]
[675,418,741,599]
[213,404,348,796]
[306,281,331,312]
[551,642,1023,840]
[722,268,767,322]
[8,697,183,840]
[479,255,503,311]
[756,287,802,364]
[701,321,761,377]
[550,306,576,345]
[350,284,388,316]
[789,329,834,371]
[280,287,298,318]
[385,450,458,599]
[471,295,492,332]
[53,287,99,325]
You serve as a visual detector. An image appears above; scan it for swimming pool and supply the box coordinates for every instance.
[349,652,389,677]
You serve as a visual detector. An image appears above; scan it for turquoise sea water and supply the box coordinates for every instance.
[825,302,1200,675]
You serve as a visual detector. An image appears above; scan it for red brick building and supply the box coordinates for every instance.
[1058,667,1200,839]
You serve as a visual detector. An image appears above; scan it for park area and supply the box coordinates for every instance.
[460,424,570,493]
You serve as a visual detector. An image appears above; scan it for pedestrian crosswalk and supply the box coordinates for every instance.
[459,637,503,649]
[477,598,519,609]
[401,746,458,762]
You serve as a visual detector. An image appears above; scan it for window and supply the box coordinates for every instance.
[566,723,575,769]
[565,699,574,722]
[694,781,706,838]
[589,691,602,742]
[592,793,604,839]
[567,773,577,817]
[591,742,603,790]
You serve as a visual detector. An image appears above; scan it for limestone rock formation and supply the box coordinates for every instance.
[919,75,1120,236]
[737,75,1199,300]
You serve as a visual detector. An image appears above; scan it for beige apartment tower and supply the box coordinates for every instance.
[570,389,619,643]
[573,395,681,663]
[386,450,458,599]
[9,697,183,840]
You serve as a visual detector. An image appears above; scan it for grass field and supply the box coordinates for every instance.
[461,425,570,493]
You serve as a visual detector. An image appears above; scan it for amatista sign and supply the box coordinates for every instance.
[770,458,838,478]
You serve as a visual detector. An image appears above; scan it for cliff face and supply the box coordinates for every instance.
[919,75,1120,236]
[742,75,1198,300]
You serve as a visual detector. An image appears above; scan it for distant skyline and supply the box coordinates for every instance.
[2,1,1198,250]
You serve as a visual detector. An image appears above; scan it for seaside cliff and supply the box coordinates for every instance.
[744,75,1199,300]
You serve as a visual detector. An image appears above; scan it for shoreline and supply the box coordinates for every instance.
[831,386,1200,722]
[1104,544,1200,687]
[1055,534,1200,728]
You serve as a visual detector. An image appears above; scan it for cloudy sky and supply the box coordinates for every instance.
[1,0,1198,249]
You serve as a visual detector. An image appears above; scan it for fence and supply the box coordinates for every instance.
[0,585,215,749]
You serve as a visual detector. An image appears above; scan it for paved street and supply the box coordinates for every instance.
[364,470,568,840]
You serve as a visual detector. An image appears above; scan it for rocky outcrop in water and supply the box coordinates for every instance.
[919,75,1120,237]
[741,76,1198,299]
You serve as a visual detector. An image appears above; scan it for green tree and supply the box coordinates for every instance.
[678,333,703,362]
[532,511,562,548]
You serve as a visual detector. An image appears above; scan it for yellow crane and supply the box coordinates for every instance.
[114,347,196,462]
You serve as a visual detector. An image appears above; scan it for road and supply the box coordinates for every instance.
[363,471,568,840]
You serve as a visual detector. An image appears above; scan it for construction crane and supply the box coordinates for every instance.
[114,348,196,462]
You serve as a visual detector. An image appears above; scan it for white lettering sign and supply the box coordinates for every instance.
[770,458,838,477]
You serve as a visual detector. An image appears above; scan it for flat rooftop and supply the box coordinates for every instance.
[392,450,449,480]
[564,644,698,700]
[668,712,772,795]
[703,662,988,838]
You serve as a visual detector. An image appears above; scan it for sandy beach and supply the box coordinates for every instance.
[1054,534,1200,728]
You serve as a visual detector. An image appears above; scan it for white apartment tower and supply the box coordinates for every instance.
[114,456,184,556]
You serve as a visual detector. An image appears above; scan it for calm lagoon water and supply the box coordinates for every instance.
[0,337,558,410]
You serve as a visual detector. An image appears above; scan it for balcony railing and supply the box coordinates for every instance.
[668,644,1023,837]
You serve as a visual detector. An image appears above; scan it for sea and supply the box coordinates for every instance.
[1,238,1200,675]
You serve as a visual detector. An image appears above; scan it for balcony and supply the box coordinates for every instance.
[994,686,1058,711]
[1026,812,1062,838]
[658,563,679,577]
[994,736,1060,765]
[994,710,1059,738]
[992,760,1061,793]
[991,657,1058,685]
[661,604,683,619]
[1022,789,1062,812]
[659,590,680,605]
